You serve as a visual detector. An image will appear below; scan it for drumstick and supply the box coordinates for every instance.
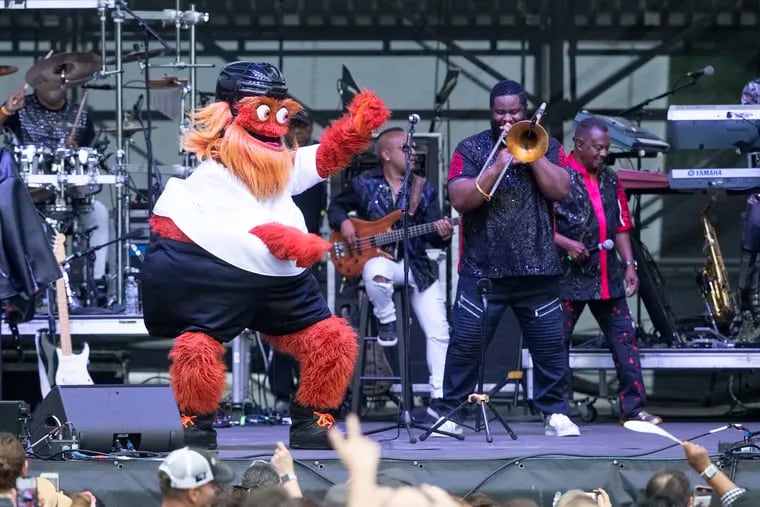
[23,50,54,92]
[66,91,88,145]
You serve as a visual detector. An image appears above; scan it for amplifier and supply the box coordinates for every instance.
[0,401,30,439]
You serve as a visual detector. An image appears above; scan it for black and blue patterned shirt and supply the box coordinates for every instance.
[4,94,94,150]
[327,168,450,292]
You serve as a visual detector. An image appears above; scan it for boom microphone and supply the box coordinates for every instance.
[408,113,421,124]
[529,102,547,131]
[131,94,144,122]
[685,65,715,79]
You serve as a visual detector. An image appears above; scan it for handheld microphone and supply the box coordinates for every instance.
[686,65,715,79]
[566,239,614,262]
[408,113,421,124]
[589,239,615,253]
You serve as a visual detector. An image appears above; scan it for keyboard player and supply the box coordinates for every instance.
[737,79,760,342]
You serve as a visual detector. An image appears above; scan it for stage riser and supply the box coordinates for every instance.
[28,457,760,507]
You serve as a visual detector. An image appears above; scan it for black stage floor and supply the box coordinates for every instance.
[28,418,760,507]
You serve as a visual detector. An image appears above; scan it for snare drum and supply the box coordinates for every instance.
[54,147,103,199]
[14,144,55,203]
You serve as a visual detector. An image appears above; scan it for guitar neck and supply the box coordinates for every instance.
[372,217,460,247]
[53,261,73,358]
[50,232,76,357]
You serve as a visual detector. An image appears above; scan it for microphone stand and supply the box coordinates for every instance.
[363,117,440,442]
[62,229,145,267]
[114,0,172,215]
[617,75,701,336]
[420,277,517,443]
[618,76,700,120]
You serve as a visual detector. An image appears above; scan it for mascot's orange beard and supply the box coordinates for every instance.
[182,98,299,199]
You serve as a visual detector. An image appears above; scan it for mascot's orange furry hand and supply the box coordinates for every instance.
[316,90,391,178]
[250,223,331,268]
[347,90,390,137]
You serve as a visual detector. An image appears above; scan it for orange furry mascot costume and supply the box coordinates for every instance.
[140,62,389,449]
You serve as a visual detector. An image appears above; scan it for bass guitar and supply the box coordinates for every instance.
[36,233,94,396]
[329,209,459,278]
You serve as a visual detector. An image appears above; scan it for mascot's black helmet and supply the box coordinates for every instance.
[215,61,288,104]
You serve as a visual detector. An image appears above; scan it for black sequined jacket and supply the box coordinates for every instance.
[554,153,632,300]
[448,129,566,279]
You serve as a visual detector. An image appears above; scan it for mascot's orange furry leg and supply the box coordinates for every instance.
[264,315,357,449]
[169,331,226,449]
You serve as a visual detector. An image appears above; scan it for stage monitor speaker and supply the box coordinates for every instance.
[0,401,29,439]
[28,385,183,458]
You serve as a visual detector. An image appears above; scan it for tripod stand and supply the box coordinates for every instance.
[420,278,517,442]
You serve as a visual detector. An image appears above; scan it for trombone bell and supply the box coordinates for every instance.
[503,120,549,164]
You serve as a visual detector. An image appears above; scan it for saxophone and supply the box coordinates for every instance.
[698,202,737,328]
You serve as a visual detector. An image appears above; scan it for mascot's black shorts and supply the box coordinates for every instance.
[141,235,331,342]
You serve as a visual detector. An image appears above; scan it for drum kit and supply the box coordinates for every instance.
[0,1,211,310]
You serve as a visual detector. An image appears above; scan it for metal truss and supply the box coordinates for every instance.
[0,0,756,138]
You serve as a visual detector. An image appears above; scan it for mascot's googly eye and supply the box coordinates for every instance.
[275,107,289,125]
[256,104,271,121]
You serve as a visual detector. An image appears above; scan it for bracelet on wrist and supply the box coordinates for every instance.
[280,473,297,483]
[474,179,492,201]
[624,259,638,270]
[0,104,12,116]
[700,463,718,480]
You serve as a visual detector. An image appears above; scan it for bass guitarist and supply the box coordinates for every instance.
[327,127,452,414]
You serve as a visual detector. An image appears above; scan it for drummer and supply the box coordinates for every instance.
[0,85,94,149]
[0,80,110,286]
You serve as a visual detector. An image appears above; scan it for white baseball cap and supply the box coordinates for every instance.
[158,447,234,489]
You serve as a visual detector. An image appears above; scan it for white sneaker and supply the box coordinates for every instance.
[544,413,580,437]
[429,417,463,437]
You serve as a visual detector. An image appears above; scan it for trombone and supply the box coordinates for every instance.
[477,102,550,197]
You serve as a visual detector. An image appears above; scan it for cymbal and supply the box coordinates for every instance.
[148,76,188,90]
[26,52,101,92]
[0,65,18,77]
[106,48,167,66]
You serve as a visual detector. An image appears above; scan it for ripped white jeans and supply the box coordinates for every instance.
[362,256,450,398]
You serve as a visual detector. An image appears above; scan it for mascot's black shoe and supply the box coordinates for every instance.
[289,401,335,450]
[181,412,218,450]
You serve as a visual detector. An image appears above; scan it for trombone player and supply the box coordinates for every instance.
[434,79,579,437]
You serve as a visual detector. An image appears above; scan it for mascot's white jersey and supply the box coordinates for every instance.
[153,144,324,276]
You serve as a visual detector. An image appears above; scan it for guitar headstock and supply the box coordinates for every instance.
[53,233,66,264]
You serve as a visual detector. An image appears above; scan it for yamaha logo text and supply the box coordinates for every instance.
[687,169,723,177]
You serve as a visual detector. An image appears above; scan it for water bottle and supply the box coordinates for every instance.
[125,275,140,315]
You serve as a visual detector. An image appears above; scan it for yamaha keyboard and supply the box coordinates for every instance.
[667,105,760,151]
[668,167,760,189]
